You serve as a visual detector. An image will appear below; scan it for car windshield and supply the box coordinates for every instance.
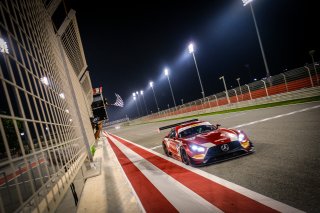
[178,125,215,138]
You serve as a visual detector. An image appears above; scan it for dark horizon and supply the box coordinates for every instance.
[68,0,319,121]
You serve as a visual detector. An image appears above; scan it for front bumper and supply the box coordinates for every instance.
[192,141,254,165]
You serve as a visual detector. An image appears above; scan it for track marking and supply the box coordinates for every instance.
[231,105,320,129]
[220,112,246,120]
[107,134,223,213]
[150,145,162,150]
[106,132,303,213]
[105,135,177,212]
[102,136,146,212]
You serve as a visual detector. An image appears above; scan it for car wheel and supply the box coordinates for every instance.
[162,142,169,156]
[180,148,190,165]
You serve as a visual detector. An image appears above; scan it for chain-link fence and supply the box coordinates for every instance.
[0,0,94,212]
[143,63,319,121]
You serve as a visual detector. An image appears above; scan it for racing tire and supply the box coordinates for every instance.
[180,148,190,165]
[162,142,169,156]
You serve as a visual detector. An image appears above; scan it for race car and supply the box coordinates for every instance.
[160,119,254,166]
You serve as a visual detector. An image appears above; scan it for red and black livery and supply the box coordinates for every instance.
[160,119,254,166]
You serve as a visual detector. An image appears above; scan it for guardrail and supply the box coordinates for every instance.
[136,63,319,122]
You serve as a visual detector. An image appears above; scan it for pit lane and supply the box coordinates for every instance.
[107,101,320,212]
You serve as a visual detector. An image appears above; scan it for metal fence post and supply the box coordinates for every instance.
[206,97,211,108]
[315,63,319,85]
[18,163,28,195]
[261,80,269,97]
[1,171,13,205]
[304,66,314,87]
[28,160,37,187]
[214,95,218,106]
[200,99,204,110]
[245,84,253,100]
[233,89,239,102]
[281,73,289,92]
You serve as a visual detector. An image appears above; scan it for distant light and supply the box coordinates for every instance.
[115,126,120,129]
[164,68,169,76]
[140,90,143,95]
[254,78,257,81]
[0,38,9,54]
[40,76,49,86]
[133,96,136,100]
[188,43,194,53]
[46,127,49,131]
[69,119,72,122]
[65,109,69,113]
[132,92,136,97]
[59,93,65,99]
[149,81,154,87]
[136,91,138,95]
[242,0,253,6]
[20,132,24,136]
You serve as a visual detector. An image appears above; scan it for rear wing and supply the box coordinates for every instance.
[158,119,198,132]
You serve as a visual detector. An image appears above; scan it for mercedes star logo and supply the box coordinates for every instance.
[221,144,229,152]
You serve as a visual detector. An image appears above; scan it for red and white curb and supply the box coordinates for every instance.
[103,131,303,213]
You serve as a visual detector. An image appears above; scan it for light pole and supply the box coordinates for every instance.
[164,68,177,107]
[149,81,160,112]
[140,90,148,115]
[219,76,230,104]
[243,0,270,81]
[188,42,205,99]
[309,50,319,85]
[132,94,140,117]
[136,91,143,115]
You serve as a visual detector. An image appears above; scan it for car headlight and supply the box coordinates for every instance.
[238,133,245,142]
[189,144,206,152]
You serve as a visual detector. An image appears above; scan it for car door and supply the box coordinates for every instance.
[167,129,180,158]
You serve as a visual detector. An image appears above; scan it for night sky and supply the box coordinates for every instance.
[68,0,318,121]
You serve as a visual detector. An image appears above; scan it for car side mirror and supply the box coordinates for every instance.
[216,124,221,128]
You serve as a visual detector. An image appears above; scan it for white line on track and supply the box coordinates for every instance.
[108,134,223,213]
[108,133,303,213]
[219,112,246,120]
[150,145,162,150]
[231,104,320,129]
[150,105,320,152]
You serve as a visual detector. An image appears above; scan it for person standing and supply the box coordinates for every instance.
[94,121,102,140]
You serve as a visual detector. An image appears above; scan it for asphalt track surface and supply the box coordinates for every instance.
[108,101,320,213]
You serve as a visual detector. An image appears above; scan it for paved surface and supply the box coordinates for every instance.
[108,101,320,213]
[76,138,141,213]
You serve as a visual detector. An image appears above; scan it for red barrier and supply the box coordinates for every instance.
[143,75,318,121]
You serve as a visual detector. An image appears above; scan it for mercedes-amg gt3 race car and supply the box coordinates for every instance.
[160,119,254,166]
